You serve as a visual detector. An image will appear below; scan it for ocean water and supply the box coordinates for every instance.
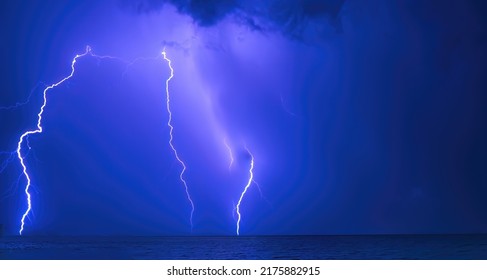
[1,235,486,260]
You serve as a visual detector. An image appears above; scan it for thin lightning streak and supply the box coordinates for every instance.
[280,94,299,118]
[1,171,24,199]
[252,179,272,208]
[235,147,255,235]
[223,137,234,169]
[17,46,92,235]
[0,82,44,110]
[121,55,162,78]
[0,150,24,199]
[162,49,195,230]
[0,151,15,174]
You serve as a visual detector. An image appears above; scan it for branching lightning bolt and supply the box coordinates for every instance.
[5,43,264,237]
[12,46,196,235]
[162,49,195,230]
[235,147,255,235]
[17,46,92,235]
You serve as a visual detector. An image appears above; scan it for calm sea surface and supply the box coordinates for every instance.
[1,235,486,260]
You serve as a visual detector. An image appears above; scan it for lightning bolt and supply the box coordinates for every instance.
[17,46,93,235]
[162,50,195,230]
[12,46,196,235]
[223,137,234,169]
[235,147,255,235]
[1,84,44,190]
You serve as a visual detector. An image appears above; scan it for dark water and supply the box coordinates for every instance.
[1,235,486,260]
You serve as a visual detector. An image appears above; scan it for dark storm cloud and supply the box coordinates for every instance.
[118,0,239,26]
[119,0,345,37]
[262,0,345,36]
[162,38,195,56]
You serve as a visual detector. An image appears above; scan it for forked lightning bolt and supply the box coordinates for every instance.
[15,46,195,234]
[162,50,195,230]
[17,46,92,235]
[235,147,255,235]
[11,45,258,235]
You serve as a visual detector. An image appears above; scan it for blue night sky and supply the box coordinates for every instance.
[0,0,486,236]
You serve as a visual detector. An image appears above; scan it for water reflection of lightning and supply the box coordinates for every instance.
[235,147,255,235]
[162,50,195,230]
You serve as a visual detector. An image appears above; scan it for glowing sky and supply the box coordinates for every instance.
[0,0,486,235]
